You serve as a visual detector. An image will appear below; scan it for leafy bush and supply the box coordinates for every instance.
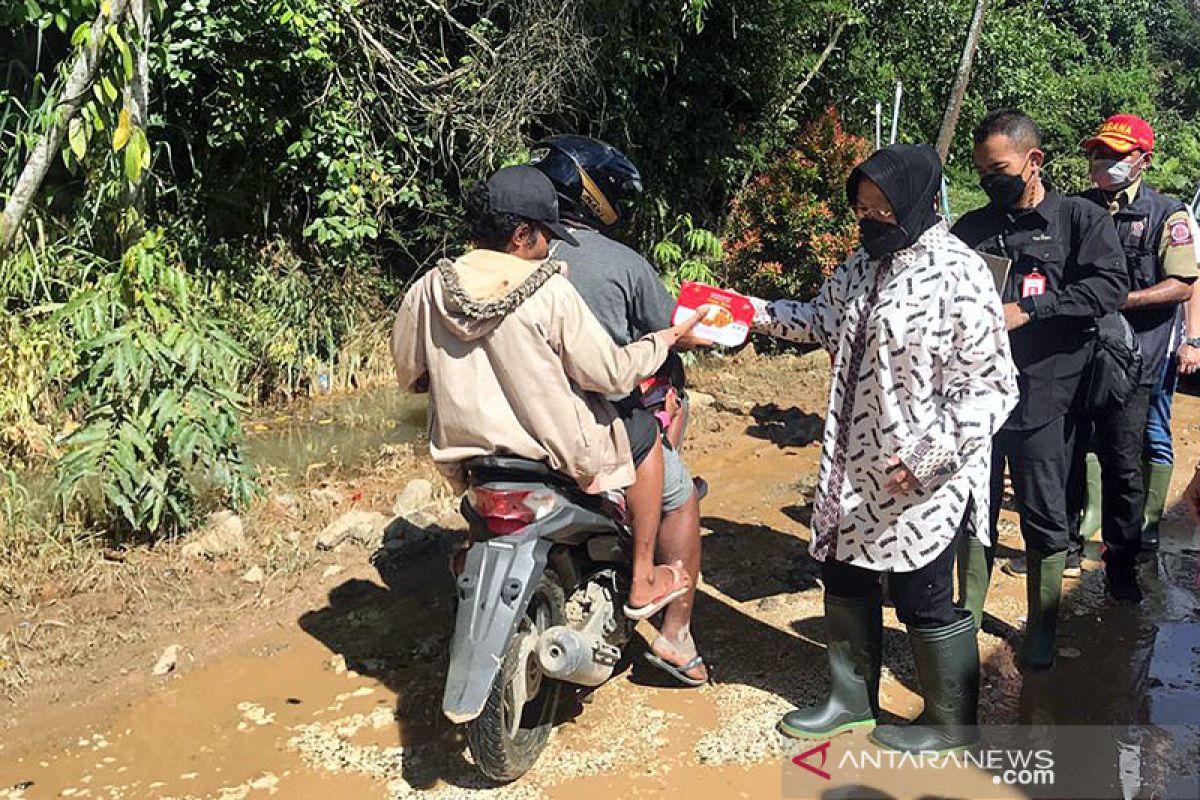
[722,108,869,300]
[53,230,256,539]
[188,240,395,402]
[651,213,723,293]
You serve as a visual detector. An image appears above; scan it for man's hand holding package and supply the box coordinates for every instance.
[657,305,715,349]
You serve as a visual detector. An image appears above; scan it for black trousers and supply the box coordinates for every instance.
[822,539,958,628]
[991,415,1076,555]
[1066,384,1151,566]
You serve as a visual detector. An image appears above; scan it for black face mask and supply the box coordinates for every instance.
[980,172,1027,209]
[858,218,910,259]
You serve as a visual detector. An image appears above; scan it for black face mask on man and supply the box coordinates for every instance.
[858,218,911,260]
[979,153,1036,209]
[980,172,1026,208]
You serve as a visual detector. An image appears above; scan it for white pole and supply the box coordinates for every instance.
[875,101,882,151]
[890,81,903,145]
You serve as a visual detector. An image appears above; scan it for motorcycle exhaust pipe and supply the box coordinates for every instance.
[536,626,616,687]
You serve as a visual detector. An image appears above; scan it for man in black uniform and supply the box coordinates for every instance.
[530,135,709,686]
[951,109,1128,670]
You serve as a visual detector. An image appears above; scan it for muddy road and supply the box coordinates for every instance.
[2,353,1199,799]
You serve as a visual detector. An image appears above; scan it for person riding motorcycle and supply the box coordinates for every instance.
[392,165,705,624]
[531,136,709,685]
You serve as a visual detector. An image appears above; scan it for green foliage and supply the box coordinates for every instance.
[53,231,256,539]
[4,0,1200,545]
[1147,122,1200,197]
[722,108,870,300]
[194,240,394,400]
[1,464,31,532]
[651,213,722,294]
[945,168,988,223]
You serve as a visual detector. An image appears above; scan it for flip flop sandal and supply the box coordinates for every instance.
[693,476,709,502]
[623,564,690,620]
[644,651,708,687]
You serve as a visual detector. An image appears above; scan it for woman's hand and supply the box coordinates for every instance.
[884,455,922,496]
[749,296,773,330]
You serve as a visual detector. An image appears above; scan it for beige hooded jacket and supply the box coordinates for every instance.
[391,249,669,493]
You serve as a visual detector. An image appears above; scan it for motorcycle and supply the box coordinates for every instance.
[442,455,636,782]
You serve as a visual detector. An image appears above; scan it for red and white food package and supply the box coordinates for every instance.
[672,281,754,347]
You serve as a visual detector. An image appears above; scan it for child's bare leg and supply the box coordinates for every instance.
[627,436,678,608]
[652,490,707,681]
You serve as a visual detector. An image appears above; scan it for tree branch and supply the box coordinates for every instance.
[1,0,133,252]
[421,0,497,59]
[775,18,847,122]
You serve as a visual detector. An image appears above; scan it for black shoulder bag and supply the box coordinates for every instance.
[1079,311,1143,416]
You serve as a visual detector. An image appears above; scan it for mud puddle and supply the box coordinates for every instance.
[245,388,426,482]
[5,388,427,514]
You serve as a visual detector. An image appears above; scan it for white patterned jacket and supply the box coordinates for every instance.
[751,222,1018,571]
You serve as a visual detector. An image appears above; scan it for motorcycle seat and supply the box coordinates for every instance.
[463,455,577,489]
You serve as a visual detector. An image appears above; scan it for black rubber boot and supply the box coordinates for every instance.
[957,534,992,631]
[779,594,882,739]
[869,610,980,753]
[1104,552,1144,603]
[1019,550,1065,670]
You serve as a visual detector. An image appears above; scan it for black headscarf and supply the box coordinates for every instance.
[846,143,943,252]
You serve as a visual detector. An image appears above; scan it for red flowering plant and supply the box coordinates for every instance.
[722,107,870,301]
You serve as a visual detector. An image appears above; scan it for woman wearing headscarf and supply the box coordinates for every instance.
[749,144,1018,752]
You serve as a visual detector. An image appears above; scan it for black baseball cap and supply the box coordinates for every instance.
[486,165,579,247]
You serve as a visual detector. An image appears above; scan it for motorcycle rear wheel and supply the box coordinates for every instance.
[467,571,566,782]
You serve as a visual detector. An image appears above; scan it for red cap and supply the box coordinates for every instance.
[1083,114,1154,154]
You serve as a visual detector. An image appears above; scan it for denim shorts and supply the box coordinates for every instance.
[624,408,694,513]
[661,442,694,513]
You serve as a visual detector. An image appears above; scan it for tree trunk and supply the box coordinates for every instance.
[0,0,133,252]
[935,0,990,163]
[123,0,151,246]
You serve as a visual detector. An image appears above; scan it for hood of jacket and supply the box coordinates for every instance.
[432,249,563,341]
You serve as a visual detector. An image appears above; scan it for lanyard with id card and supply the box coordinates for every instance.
[1022,269,1047,298]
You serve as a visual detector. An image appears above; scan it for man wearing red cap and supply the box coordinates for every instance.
[1074,114,1199,601]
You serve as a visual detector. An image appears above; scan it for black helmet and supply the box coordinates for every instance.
[528,135,643,231]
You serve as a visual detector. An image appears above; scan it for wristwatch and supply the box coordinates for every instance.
[1185,337,1200,348]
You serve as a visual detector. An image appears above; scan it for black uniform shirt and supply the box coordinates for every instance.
[952,189,1128,430]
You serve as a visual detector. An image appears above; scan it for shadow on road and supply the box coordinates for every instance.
[745,403,825,448]
[297,525,483,791]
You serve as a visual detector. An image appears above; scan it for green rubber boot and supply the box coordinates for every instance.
[869,610,980,753]
[1141,461,1172,552]
[956,534,993,631]
[1019,550,1065,671]
[1078,452,1103,542]
[779,594,882,739]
